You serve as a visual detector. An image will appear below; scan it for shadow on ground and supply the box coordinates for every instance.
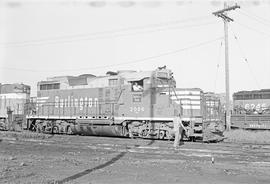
[54,139,155,184]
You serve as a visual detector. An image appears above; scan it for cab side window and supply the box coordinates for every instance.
[131,80,143,92]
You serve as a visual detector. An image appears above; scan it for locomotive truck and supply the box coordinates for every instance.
[26,67,224,141]
[0,83,31,131]
[232,89,270,130]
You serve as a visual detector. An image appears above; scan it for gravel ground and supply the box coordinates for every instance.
[1,133,270,184]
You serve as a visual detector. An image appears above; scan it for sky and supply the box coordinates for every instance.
[0,0,270,97]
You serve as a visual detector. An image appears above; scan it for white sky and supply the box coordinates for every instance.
[0,0,270,97]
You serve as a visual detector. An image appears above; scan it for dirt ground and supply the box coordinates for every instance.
[1,133,270,184]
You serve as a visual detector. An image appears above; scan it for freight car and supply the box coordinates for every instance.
[26,67,224,141]
[0,83,30,131]
[170,89,224,140]
[231,89,270,129]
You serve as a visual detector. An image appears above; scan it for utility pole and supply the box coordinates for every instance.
[213,2,240,131]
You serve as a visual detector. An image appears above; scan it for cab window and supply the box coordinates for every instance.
[109,79,118,86]
[131,80,143,92]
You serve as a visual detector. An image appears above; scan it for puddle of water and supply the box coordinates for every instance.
[97,144,114,146]
[103,147,113,150]
[87,145,98,149]
[261,145,270,149]
[147,159,186,164]
[137,146,159,149]
[128,149,146,153]
[180,148,232,154]
[22,139,54,143]
[189,153,212,157]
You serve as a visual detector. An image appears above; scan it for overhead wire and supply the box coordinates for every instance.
[0,36,223,72]
[1,21,218,48]
[233,21,270,38]
[234,9,270,37]
[239,8,270,27]
[230,25,261,89]
[0,15,216,47]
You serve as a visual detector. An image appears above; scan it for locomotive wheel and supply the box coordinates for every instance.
[52,126,59,134]
[159,131,165,139]
[66,126,72,135]
[141,129,149,138]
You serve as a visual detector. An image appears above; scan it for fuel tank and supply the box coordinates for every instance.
[71,118,126,137]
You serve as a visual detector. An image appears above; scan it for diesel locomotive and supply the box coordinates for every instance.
[232,89,270,130]
[26,67,224,141]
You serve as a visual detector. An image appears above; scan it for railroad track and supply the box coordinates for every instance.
[3,134,270,163]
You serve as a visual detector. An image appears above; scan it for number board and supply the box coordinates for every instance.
[133,94,142,102]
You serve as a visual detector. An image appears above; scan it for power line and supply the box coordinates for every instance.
[237,9,270,30]
[0,0,214,7]
[2,21,218,48]
[230,26,261,89]
[1,21,217,48]
[1,16,215,47]
[0,36,223,72]
[239,9,270,26]
[234,21,270,37]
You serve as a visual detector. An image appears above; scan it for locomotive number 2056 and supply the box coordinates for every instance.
[130,106,145,113]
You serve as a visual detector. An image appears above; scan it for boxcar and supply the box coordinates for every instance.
[170,89,224,140]
[0,83,30,130]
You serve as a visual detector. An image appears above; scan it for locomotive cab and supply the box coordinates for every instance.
[114,67,181,139]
